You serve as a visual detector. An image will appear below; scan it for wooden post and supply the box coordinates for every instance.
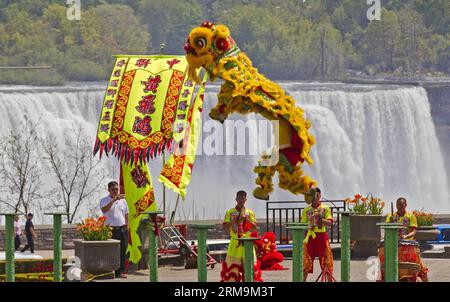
[44,212,69,282]
[337,211,352,282]
[189,223,215,282]
[238,237,260,282]
[286,223,308,282]
[143,210,165,282]
[0,213,15,282]
[377,223,403,282]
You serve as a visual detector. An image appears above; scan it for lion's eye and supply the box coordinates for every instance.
[215,38,229,52]
[195,37,207,48]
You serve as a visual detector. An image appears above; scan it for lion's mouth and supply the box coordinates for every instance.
[184,41,196,55]
[184,37,205,56]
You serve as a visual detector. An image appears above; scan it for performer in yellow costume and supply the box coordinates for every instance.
[221,190,262,282]
[383,197,429,281]
[185,21,317,200]
[301,187,334,281]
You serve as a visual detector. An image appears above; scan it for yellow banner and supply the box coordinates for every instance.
[96,57,129,144]
[159,75,206,199]
[94,55,197,165]
[122,161,157,264]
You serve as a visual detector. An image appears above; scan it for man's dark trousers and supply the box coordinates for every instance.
[21,234,34,253]
[112,226,128,277]
[14,235,20,251]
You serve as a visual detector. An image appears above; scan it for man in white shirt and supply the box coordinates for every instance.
[100,181,129,278]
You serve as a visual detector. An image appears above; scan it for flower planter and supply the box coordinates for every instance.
[74,239,120,275]
[415,226,439,251]
[349,214,384,258]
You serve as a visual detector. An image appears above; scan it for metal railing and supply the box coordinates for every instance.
[265,200,346,244]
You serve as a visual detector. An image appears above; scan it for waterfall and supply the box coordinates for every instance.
[0,82,448,223]
[287,84,449,212]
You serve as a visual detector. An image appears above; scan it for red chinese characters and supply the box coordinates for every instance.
[141,75,161,94]
[182,89,190,98]
[136,59,151,68]
[107,89,117,96]
[105,100,114,109]
[132,116,152,136]
[113,69,121,77]
[178,101,188,111]
[131,166,150,188]
[102,112,111,121]
[100,124,110,132]
[167,59,181,69]
[136,95,156,115]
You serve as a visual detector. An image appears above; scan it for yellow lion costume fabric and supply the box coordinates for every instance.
[185,21,317,200]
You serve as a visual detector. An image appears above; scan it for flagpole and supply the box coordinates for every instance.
[160,43,167,220]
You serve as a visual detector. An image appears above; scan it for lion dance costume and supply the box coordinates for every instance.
[252,232,286,271]
[221,207,263,282]
[185,21,317,200]
[301,199,335,281]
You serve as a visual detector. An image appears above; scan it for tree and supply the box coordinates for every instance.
[397,7,428,72]
[0,0,449,83]
[411,0,450,35]
[311,20,345,79]
[362,8,401,72]
[137,0,202,54]
[41,126,106,223]
[57,4,150,80]
[0,118,42,215]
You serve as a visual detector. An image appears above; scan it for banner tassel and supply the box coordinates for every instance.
[93,138,100,156]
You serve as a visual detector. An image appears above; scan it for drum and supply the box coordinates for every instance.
[378,239,421,281]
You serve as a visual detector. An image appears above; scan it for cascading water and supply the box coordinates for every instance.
[287,83,449,212]
[0,82,448,223]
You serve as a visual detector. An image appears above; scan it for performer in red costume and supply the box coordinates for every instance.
[252,232,286,271]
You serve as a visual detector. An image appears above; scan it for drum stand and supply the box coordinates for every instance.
[315,267,336,282]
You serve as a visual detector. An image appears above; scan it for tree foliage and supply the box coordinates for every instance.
[0,0,448,84]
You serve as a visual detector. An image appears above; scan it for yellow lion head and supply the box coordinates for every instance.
[185,21,239,84]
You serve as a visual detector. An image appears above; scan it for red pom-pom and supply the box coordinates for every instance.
[201,21,214,29]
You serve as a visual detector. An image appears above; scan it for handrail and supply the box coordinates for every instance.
[266,200,346,244]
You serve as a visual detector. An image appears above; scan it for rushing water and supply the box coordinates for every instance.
[0,82,448,222]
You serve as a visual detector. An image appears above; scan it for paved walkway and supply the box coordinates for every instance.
[99,258,450,282]
[12,250,449,282]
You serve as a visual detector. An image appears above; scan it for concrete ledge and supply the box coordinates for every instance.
[422,246,450,259]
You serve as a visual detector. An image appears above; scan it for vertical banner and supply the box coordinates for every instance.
[95,57,129,157]
[121,162,157,264]
[94,55,198,164]
[93,55,206,263]
[159,75,206,199]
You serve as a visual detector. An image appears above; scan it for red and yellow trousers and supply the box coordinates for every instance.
[220,238,263,282]
[303,232,334,276]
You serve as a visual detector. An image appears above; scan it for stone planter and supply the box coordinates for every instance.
[415,225,439,251]
[349,214,384,258]
[74,239,120,275]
